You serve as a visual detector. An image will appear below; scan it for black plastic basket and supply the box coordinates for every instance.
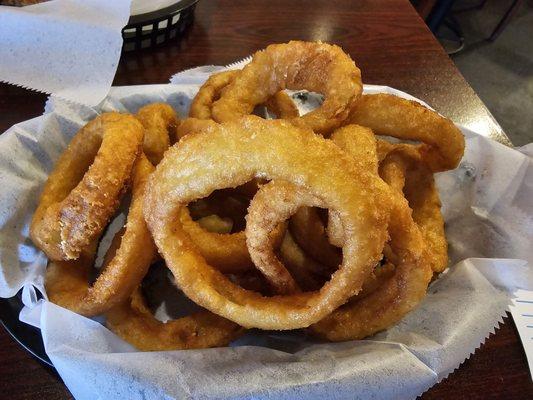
[122,0,199,52]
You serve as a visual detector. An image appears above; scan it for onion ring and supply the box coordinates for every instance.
[105,287,244,351]
[189,70,299,120]
[246,181,325,294]
[30,113,144,261]
[379,145,448,273]
[136,103,179,165]
[144,116,390,330]
[347,93,465,172]
[45,154,156,316]
[212,41,362,135]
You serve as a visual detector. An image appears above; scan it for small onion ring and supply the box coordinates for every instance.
[189,70,299,120]
[45,154,156,316]
[212,41,362,135]
[136,103,179,165]
[30,113,144,261]
[378,145,448,273]
[143,116,390,330]
[105,287,244,351]
[246,181,324,294]
[347,93,465,172]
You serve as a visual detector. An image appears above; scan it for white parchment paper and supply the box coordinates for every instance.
[0,0,132,105]
[0,65,531,399]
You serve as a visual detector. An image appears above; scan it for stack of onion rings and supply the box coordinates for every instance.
[143,116,391,330]
[31,40,464,351]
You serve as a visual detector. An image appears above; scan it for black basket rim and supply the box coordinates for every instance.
[126,0,199,27]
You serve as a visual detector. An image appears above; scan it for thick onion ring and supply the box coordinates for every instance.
[347,93,465,172]
[212,41,362,135]
[45,154,156,316]
[136,103,179,165]
[379,145,448,273]
[143,116,390,330]
[30,113,144,261]
[105,287,244,351]
[245,181,326,294]
[189,70,299,120]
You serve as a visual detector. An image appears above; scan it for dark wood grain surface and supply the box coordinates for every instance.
[0,0,530,398]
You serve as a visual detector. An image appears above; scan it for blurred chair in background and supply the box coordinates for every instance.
[412,0,524,42]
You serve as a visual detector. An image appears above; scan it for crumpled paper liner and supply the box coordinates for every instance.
[0,67,531,399]
[0,0,132,105]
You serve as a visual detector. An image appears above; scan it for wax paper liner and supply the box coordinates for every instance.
[0,66,531,399]
[0,0,132,106]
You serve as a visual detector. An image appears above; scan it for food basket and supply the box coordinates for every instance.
[122,0,199,52]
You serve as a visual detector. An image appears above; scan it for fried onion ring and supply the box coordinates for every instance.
[378,145,448,273]
[246,181,325,294]
[136,103,179,165]
[45,154,156,316]
[30,113,144,261]
[212,41,362,135]
[347,93,465,172]
[105,287,244,351]
[189,70,299,120]
[144,116,390,330]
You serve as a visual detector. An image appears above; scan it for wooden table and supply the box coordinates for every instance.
[0,0,530,398]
